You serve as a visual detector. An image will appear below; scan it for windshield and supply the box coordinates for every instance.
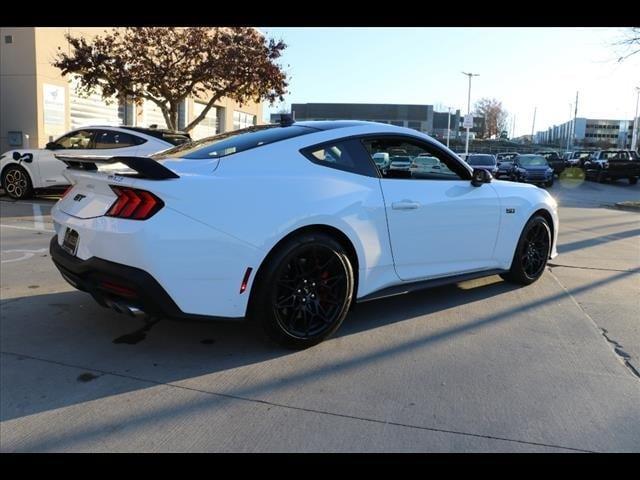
[518,155,548,167]
[573,151,592,159]
[391,156,412,163]
[153,125,317,160]
[467,155,496,166]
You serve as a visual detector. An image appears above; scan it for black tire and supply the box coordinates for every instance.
[545,178,554,188]
[596,171,607,183]
[500,215,551,286]
[1,164,34,200]
[249,232,355,349]
[629,177,638,185]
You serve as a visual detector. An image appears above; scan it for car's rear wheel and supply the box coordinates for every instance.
[1,165,33,200]
[500,215,551,285]
[250,233,354,349]
[629,177,638,185]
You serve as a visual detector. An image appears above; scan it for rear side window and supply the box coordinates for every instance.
[301,139,378,178]
[153,125,317,160]
[94,130,141,149]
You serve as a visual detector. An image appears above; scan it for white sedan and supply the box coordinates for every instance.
[0,126,190,199]
[49,121,559,349]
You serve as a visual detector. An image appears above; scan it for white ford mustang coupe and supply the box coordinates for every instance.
[50,121,558,349]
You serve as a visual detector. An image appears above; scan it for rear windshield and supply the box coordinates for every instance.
[161,133,192,146]
[153,125,317,160]
[467,155,496,166]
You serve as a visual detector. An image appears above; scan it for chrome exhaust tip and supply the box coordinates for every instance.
[106,299,146,318]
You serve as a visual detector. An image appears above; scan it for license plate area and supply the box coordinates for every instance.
[62,228,79,256]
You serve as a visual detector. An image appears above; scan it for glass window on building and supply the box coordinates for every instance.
[233,111,257,130]
[191,102,222,140]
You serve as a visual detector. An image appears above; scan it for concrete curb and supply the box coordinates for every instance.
[613,202,640,212]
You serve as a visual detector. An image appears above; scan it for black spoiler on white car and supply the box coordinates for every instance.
[54,155,180,180]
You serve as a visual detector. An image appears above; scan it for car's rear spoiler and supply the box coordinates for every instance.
[54,155,179,180]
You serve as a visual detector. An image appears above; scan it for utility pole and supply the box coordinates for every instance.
[632,87,640,152]
[511,115,516,139]
[566,103,572,152]
[462,72,479,156]
[446,106,451,148]
[531,107,537,143]
[571,91,579,150]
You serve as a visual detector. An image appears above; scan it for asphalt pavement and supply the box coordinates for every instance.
[1,176,639,452]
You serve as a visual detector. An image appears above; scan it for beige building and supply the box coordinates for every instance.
[0,27,263,153]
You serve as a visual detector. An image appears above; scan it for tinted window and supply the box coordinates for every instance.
[153,125,316,160]
[301,139,378,178]
[56,130,95,149]
[94,130,140,149]
[160,133,191,146]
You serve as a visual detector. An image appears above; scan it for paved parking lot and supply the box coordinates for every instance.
[1,177,639,452]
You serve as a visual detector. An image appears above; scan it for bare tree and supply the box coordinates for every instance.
[616,27,640,62]
[53,27,288,132]
[474,98,509,139]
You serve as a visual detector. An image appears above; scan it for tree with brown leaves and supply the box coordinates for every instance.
[474,98,509,140]
[53,27,288,132]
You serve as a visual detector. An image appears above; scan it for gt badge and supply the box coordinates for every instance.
[506,208,515,214]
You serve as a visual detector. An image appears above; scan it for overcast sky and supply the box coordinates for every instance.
[260,27,639,136]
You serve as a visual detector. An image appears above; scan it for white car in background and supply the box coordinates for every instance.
[0,126,190,199]
[50,120,558,349]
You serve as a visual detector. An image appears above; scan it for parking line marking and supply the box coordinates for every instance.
[0,223,55,233]
[33,203,45,231]
[1,247,48,263]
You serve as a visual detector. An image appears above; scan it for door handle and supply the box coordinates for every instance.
[392,201,421,210]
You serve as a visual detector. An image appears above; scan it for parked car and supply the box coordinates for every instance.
[495,152,519,178]
[387,155,413,177]
[410,155,444,178]
[463,153,498,177]
[0,126,191,199]
[49,120,558,349]
[372,152,390,174]
[535,151,565,175]
[496,152,519,162]
[511,154,555,187]
[583,150,640,184]
[563,150,594,167]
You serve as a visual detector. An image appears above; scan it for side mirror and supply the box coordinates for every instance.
[46,142,61,150]
[471,168,492,187]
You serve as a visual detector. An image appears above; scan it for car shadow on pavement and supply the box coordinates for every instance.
[1,276,519,422]
[2,266,639,452]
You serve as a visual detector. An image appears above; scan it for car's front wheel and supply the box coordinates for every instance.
[250,233,355,349]
[500,215,551,285]
[1,165,34,200]
[629,177,638,185]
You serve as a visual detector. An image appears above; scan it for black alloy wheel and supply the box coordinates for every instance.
[501,215,551,285]
[250,233,354,349]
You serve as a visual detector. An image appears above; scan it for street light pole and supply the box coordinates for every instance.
[446,107,451,148]
[566,103,572,152]
[632,87,640,152]
[462,72,479,156]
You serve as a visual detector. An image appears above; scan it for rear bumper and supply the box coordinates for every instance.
[50,236,242,322]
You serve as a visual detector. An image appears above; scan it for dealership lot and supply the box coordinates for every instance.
[1,178,639,452]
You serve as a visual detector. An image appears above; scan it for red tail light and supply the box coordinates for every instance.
[60,185,73,200]
[106,186,164,220]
